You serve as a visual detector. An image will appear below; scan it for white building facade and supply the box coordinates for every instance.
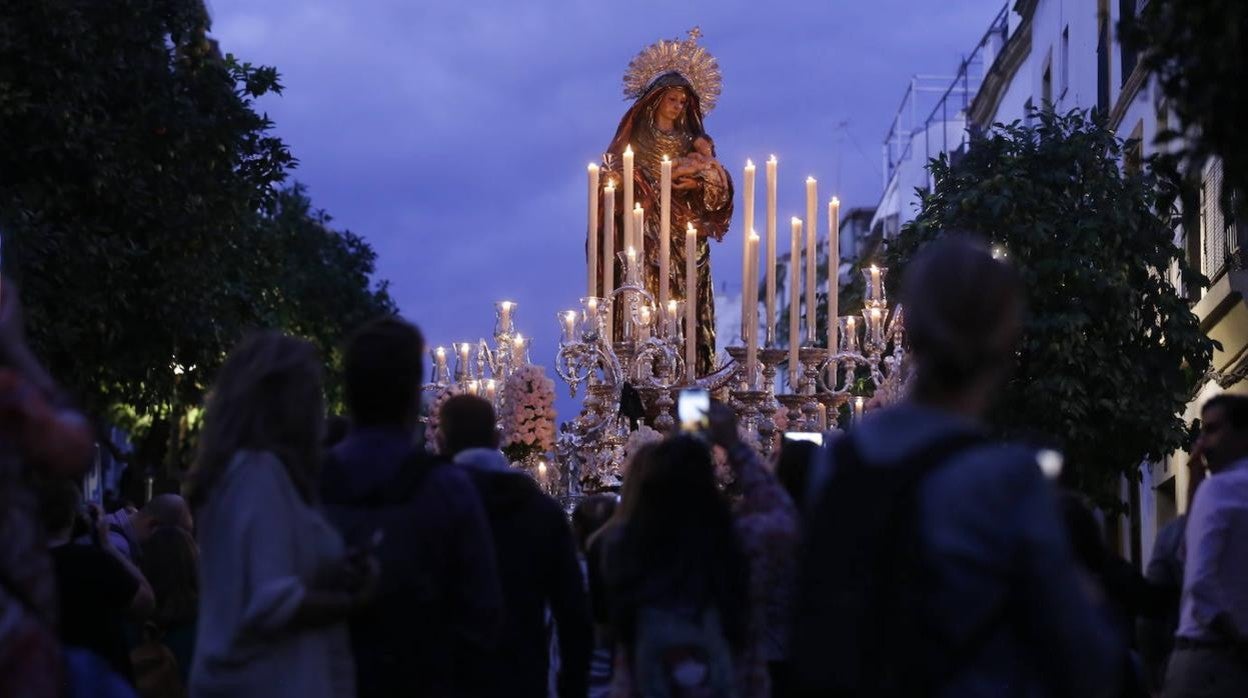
[875,0,1247,564]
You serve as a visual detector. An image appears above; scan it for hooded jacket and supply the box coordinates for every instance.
[454,448,592,698]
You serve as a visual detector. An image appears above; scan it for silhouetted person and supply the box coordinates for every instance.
[139,525,200,688]
[438,394,592,698]
[89,493,192,567]
[793,236,1122,697]
[187,333,374,698]
[320,317,502,698]
[1164,394,1248,698]
[38,478,154,684]
[775,437,818,511]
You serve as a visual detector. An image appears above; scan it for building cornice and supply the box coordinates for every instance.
[970,4,1035,130]
[1109,63,1149,132]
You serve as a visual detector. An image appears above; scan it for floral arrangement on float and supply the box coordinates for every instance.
[500,364,559,490]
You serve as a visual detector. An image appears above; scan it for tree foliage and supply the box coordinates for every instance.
[0,0,393,470]
[1124,0,1248,220]
[887,109,1212,497]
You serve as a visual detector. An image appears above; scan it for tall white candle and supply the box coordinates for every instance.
[603,183,615,340]
[686,222,697,382]
[623,145,635,251]
[746,230,760,387]
[742,159,756,343]
[789,217,802,387]
[588,163,600,296]
[765,155,778,345]
[632,204,645,280]
[805,177,818,344]
[660,156,672,312]
[828,197,840,351]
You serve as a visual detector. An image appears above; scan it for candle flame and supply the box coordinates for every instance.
[668,300,679,312]
[565,311,576,322]
[624,144,633,155]
[634,203,642,212]
[871,307,882,319]
[831,196,841,206]
[870,264,879,273]
[687,222,696,234]
[748,230,760,242]
[768,154,777,163]
[807,176,816,183]
[662,154,670,163]
[588,163,598,171]
[746,158,754,168]
[435,346,446,357]
[500,301,513,310]
[791,216,801,225]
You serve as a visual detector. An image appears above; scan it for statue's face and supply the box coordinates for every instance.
[658,88,688,123]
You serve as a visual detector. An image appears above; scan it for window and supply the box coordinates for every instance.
[1120,0,1139,84]
[1201,159,1237,280]
[1061,26,1070,95]
[1042,50,1053,106]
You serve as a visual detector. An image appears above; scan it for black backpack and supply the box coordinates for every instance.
[790,431,987,698]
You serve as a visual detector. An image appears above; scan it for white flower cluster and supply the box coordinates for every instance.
[500,364,557,454]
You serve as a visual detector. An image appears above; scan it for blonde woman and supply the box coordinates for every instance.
[186,333,375,698]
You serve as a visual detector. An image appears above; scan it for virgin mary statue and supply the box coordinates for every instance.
[595,28,733,377]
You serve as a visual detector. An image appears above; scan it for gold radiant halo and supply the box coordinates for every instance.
[622,27,722,114]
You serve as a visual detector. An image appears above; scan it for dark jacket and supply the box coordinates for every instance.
[320,427,503,698]
[455,448,592,698]
[807,403,1124,698]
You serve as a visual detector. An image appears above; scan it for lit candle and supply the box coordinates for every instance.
[686,222,697,382]
[538,461,548,481]
[746,230,760,387]
[498,301,514,335]
[865,306,885,347]
[667,300,681,339]
[586,297,600,330]
[466,379,480,396]
[512,334,527,364]
[840,316,859,353]
[626,246,638,283]
[660,155,672,312]
[588,163,600,296]
[560,310,577,342]
[435,346,447,372]
[457,342,472,379]
[828,197,840,351]
[805,177,817,345]
[853,396,866,423]
[742,159,756,342]
[789,217,802,387]
[484,379,497,403]
[638,304,653,329]
[765,155,778,345]
[602,183,615,339]
[623,145,635,250]
[869,264,882,303]
[632,204,645,278]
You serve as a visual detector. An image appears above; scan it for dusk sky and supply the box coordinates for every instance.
[208,0,1003,411]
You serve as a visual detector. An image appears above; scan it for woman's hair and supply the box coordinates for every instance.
[141,526,199,627]
[186,332,325,509]
[776,438,817,506]
[610,435,749,649]
[901,235,1024,397]
[572,494,619,553]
